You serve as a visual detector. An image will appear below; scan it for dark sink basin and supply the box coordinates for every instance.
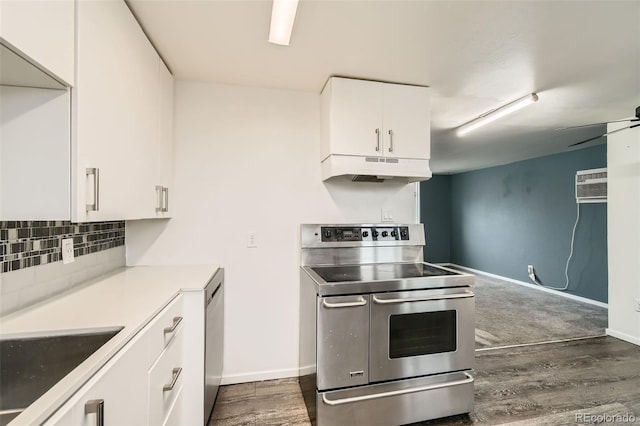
[0,327,123,425]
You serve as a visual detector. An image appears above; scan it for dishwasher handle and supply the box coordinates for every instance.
[207,282,222,307]
[206,269,224,307]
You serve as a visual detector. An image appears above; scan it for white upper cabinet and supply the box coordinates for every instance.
[321,77,430,160]
[0,0,74,87]
[322,78,383,159]
[154,60,175,218]
[0,0,173,221]
[382,83,430,160]
[73,0,172,222]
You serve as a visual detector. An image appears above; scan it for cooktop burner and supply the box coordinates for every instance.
[311,262,458,283]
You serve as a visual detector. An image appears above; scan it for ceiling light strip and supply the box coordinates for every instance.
[269,0,299,46]
[457,93,539,137]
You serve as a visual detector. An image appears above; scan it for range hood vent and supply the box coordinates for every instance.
[351,175,388,183]
[322,154,431,183]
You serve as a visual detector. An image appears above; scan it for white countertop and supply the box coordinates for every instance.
[0,264,219,425]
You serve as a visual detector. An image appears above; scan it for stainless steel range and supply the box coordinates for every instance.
[299,224,475,426]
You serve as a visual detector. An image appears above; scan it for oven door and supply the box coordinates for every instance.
[369,287,474,383]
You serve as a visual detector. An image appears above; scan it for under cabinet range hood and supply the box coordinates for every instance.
[320,77,432,184]
[321,154,432,183]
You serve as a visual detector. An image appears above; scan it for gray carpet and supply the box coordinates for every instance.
[468,272,607,349]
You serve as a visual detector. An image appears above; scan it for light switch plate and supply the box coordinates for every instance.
[62,238,74,264]
[381,209,394,222]
[247,232,257,248]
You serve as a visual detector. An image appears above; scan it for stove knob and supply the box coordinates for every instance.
[372,230,379,238]
[323,229,332,239]
[381,231,389,237]
[400,229,408,238]
[362,231,369,238]
[391,230,397,238]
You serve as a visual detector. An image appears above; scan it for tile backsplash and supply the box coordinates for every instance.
[0,221,126,316]
[1,221,124,273]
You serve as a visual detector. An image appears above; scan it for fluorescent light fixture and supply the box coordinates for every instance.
[456,93,539,137]
[269,0,299,45]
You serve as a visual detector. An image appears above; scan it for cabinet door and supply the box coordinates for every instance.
[73,0,160,222]
[44,332,149,426]
[0,0,74,86]
[155,60,174,218]
[163,389,184,426]
[383,83,430,160]
[326,78,383,158]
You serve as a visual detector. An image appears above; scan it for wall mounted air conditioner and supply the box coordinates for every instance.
[575,167,607,203]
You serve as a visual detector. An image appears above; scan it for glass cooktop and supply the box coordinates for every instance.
[311,263,458,283]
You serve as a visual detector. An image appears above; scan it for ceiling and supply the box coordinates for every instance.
[127,0,640,174]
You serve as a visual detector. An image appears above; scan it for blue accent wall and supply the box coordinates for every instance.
[419,175,452,263]
[421,144,608,303]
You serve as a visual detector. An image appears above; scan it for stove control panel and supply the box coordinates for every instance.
[321,226,410,242]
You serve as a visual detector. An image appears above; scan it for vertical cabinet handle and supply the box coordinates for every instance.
[162,187,169,212]
[375,128,380,152]
[84,399,104,426]
[155,185,163,212]
[155,186,170,213]
[85,168,100,212]
[388,129,394,152]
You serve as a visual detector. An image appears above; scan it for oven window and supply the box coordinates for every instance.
[389,310,456,358]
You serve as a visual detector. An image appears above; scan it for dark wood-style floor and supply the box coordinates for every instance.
[209,337,640,425]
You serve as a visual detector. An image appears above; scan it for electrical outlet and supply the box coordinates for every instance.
[61,238,74,264]
[247,232,257,248]
[527,265,534,275]
[381,209,394,222]
[635,298,640,312]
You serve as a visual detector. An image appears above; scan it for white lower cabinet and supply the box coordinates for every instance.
[44,326,149,425]
[44,294,189,426]
[148,329,184,425]
[163,389,184,426]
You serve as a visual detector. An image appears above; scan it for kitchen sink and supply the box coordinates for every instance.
[0,327,123,425]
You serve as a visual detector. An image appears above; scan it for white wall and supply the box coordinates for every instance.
[606,122,640,346]
[126,81,418,383]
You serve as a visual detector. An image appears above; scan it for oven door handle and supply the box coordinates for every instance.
[372,290,474,304]
[321,372,474,406]
[322,297,367,308]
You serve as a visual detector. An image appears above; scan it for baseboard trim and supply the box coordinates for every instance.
[445,263,608,309]
[606,328,640,346]
[475,334,607,352]
[221,367,300,385]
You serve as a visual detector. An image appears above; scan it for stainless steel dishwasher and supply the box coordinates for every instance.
[204,268,224,423]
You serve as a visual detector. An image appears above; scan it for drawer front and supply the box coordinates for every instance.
[148,329,184,426]
[147,294,184,365]
[317,371,474,426]
[163,388,184,426]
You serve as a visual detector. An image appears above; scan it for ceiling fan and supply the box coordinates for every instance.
[564,105,640,147]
